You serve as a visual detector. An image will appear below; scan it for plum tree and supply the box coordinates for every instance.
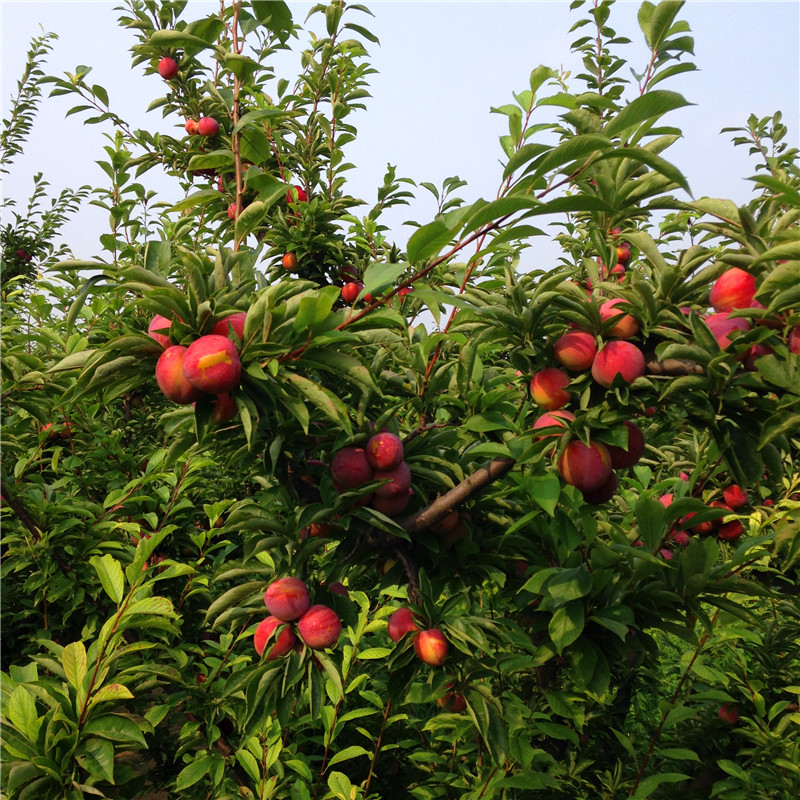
[2,2,799,799]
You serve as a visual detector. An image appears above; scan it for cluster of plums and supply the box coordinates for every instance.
[530,361,646,504]
[531,288,648,504]
[702,266,799,360]
[157,57,219,138]
[551,301,646,389]
[184,117,220,137]
[254,577,342,659]
[148,312,245,423]
[331,431,412,516]
[671,481,750,545]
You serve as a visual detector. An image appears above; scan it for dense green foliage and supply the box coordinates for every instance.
[2,2,799,799]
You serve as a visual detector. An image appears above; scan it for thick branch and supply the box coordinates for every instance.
[645,357,704,376]
[401,456,516,535]
[1,480,41,540]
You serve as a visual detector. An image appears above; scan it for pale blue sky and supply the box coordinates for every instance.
[2,1,799,263]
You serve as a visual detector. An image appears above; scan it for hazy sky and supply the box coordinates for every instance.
[2,0,799,265]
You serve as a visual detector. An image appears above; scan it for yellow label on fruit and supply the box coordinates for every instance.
[197,350,232,376]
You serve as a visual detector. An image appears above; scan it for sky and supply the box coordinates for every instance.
[2,0,799,267]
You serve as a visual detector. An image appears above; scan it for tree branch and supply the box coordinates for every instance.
[401,456,516,534]
[1,480,41,541]
[645,357,704,376]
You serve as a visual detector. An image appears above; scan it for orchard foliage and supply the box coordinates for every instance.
[2,1,800,799]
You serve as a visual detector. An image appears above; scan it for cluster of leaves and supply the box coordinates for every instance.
[1,2,799,799]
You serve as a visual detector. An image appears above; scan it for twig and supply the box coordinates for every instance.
[364,700,391,794]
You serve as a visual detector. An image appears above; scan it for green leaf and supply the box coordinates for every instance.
[752,240,800,267]
[529,473,561,516]
[49,259,109,274]
[176,755,215,791]
[632,772,691,798]
[362,262,408,299]
[604,91,692,139]
[357,647,393,660]
[303,350,379,394]
[205,581,264,626]
[717,759,750,782]
[65,275,105,334]
[235,200,269,241]
[596,146,690,194]
[634,496,666,548]
[90,555,125,604]
[406,218,457,263]
[293,287,340,332]
[78,737,115,784]
[547,567,593,603]
[146,29,215,53]
[88,683,134,708]
[83,714,147,746]
[125,597,176,617]
[8,686,41,742]
[326,745,370,769]
[251,1,293,42]
[62,641,87,690]
[759,413,800,449]
[126,529,169,583]
[187,150,234,172]
[232,108,289,135]
[224,53,261,81]
[749,174,800,209]
[647,1,685,49]
[530,64,558,94]
[6,763,43,793]
[525,133,611,179]
[549,600,585,653]
[236,749,261,782]
[285,373,352,434]
[327,772,353,800]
